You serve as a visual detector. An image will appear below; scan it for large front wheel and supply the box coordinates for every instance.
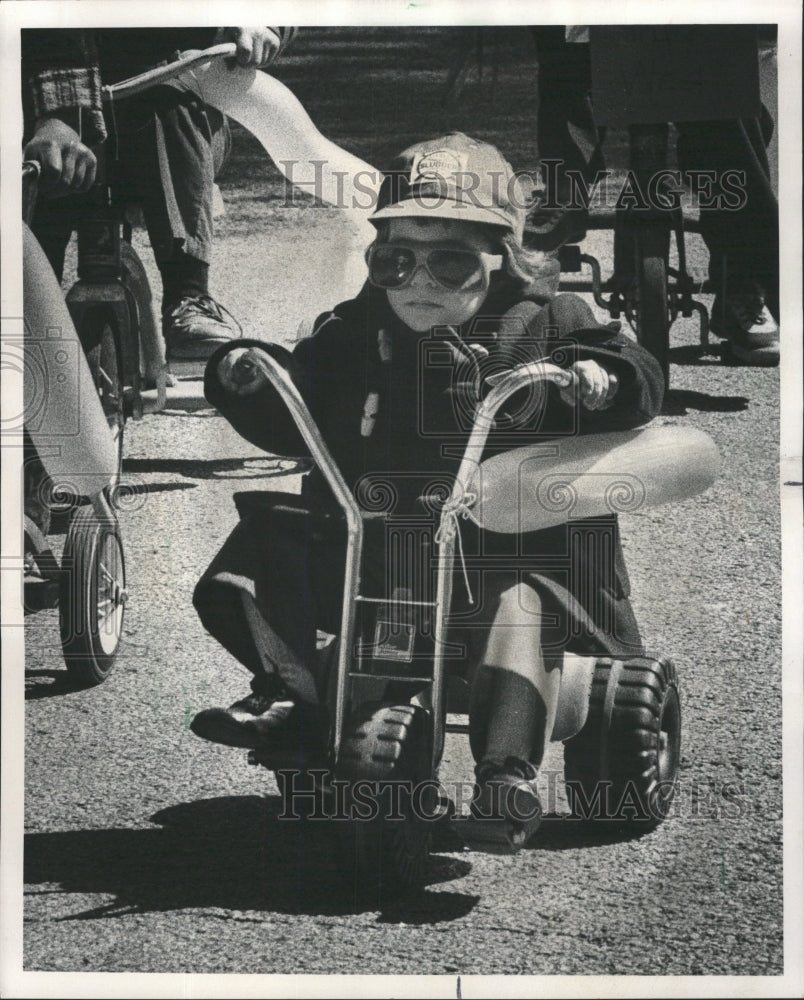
[335,702,434,899]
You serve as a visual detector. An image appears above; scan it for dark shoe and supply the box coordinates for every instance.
[190,690,298,750]
[470,757,543,849]
[711,289,779,367]
[163,294,242,361]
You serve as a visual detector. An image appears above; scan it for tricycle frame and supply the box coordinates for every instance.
[247,352,574,773]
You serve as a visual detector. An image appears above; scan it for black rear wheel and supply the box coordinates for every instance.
[563,656,681,827]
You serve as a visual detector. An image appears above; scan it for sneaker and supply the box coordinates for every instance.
[470,756,543,848]
[162,294,242,361]
[711,289,779,366]
[190,689,298,750]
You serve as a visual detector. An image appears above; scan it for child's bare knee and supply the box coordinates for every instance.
[497,581,543,623]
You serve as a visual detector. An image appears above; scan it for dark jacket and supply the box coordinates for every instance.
[205,282,665,656]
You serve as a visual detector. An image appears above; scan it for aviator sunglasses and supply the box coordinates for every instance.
[367,243,503,291]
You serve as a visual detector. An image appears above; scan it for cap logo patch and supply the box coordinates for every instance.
[411,149,467,183]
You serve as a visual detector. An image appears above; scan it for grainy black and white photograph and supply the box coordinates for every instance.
[1,1,802,997]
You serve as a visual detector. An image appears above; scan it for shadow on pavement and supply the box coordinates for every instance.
[113,481,197,497]
[40,483,197,537]
[123,458,307,480]
[24,669,79,701]
[532,813,651,850]
[667,345,727,367]
[662,389,750,414]
[24,796,478,923]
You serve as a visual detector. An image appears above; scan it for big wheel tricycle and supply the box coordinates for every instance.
[225,351,718,893]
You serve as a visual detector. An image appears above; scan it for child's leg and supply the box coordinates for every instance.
[239,590,319,705]
[191,513,342,748]
[468,580,561,771]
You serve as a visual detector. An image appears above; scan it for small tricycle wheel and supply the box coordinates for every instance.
[563,656,681,827]
[335,702,433,897]
[60,504,126,686]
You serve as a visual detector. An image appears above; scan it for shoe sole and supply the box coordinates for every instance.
[189,710,262,749]
[720,340,780,367]
[710,318,779,367]
[190,708,321,753]
[453,814,541,854]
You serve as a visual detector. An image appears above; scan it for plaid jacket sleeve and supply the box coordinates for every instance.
[271,27,299,57]
[21,29,107,145]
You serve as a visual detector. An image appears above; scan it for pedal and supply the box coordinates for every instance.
[23,574,61,612]
[142,371,209,412]
[451,816,531,855]
[557,244,583,273]
[165,357,208,380]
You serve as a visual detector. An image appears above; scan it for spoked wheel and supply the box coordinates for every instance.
[615,219,671,383]
[563,656,681,828]
[624,122,672,382]
[634,228,671,383]
[60,504,126,686]
[84,316,125,488]
[335,702,434,899]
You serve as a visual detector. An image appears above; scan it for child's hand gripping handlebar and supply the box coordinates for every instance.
[448,360,617,514]
[487,359,619,412]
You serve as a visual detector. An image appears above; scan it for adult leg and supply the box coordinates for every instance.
[526,28,605,250]
[29,192,84,282]
[676,111,779,364]
[112,83,240,360]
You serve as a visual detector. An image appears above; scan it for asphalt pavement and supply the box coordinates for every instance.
[14,24,792,991]
[19,215,784,981]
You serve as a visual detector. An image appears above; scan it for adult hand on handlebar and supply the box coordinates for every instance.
[216,28,283,68]
[23,119,97,196]
[217,348,272,395]
[559,360,619,411]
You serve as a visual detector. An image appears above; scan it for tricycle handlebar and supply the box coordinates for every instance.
[449,361,578,506]
[102,44,238,101]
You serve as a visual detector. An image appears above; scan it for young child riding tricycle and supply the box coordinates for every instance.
[188,131,683,872]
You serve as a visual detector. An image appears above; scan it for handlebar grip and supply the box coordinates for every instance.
[22,160,40,225]
[231,352,261,386]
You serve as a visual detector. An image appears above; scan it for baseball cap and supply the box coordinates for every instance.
[369,132,533,243]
